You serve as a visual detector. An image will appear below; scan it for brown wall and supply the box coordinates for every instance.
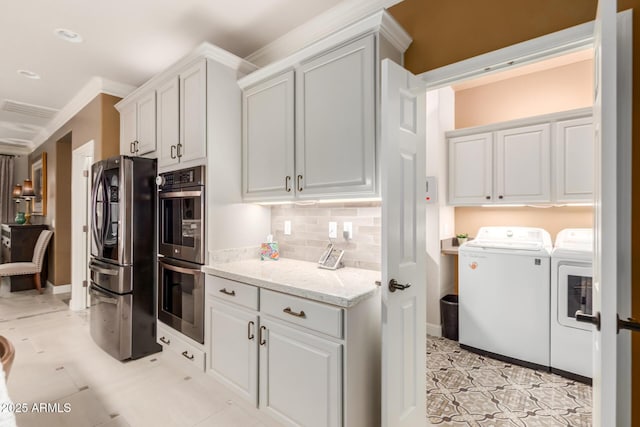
[28,93,121,285]
[389,0,639,421]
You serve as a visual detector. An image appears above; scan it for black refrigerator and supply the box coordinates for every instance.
[88,155,161,360]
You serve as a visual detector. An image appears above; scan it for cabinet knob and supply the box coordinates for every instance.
[498,195,504,199]
[485,196,491,200]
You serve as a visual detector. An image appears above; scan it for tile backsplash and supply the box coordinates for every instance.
[271,201,381,271]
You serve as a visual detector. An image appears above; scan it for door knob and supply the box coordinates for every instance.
[388,279,411,293]
[575,310,600,331]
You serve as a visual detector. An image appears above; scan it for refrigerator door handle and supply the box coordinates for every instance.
[89,283,118,305]
[91,164,104,255]
[89,260,118,276]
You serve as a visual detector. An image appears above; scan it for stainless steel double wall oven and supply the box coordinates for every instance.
[157,166,206,344]
[89,156,161,360]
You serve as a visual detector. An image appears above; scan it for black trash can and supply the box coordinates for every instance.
[440,294,459,341]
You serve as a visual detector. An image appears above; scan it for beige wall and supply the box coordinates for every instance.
[28,93,121,285]
[455,59,593,128]
[271,202,381,271]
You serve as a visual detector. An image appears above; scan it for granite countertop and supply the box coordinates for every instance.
[202,258,381,308]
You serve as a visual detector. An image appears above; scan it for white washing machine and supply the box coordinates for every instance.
[459,226,552,368]
[551,228,593,380]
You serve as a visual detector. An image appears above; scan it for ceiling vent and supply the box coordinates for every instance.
[1,100,58,119]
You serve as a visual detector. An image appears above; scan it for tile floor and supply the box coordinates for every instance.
[426,336,593,427]
[1,289,593,427]
[0,290,279,427]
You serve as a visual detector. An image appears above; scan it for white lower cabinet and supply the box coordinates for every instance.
[259,318,341,427]
[157,321,206,371]
[205,274,381,427]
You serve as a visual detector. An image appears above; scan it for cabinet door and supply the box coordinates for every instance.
[296,35,375,199]
[119,102,137,155]
[495,123,551,203]
[448,133,493,205]
[242,71,295,201]
[208,300,258,405]
[136,91,157,156]
[157,77,180,168]
[259,319,341,427]
[555,116,594,203]
[179,60,207,163]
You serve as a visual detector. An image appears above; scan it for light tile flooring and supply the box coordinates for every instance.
[1,290,593,427]
[427,336,593,426]
[0,290,279,427]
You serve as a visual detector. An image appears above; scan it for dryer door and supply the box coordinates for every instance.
[558,264,593,330]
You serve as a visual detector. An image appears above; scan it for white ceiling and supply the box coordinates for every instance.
[0,0,355,154]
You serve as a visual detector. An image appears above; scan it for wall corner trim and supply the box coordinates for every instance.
[31,77,136,150]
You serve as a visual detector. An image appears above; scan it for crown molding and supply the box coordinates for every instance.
[116,42,258,111]
[239,8,411,89]
[31,77,135,149]
[244,0,405,68]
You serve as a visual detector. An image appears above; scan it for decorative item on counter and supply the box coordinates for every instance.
[455,233,469,246]
[260,234,279,260]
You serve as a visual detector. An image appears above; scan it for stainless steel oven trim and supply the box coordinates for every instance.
[159,190,203,199]
[158,187,205,265]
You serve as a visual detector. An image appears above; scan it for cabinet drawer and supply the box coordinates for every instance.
[261,289,343,339]
[207,275,259,311]
[157,322,205,371]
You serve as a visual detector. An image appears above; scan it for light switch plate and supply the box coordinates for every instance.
[343,222,352,239]
[328,222,337,238]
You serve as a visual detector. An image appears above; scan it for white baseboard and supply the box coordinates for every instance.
[427,322,442,337]
[45,282,71,294]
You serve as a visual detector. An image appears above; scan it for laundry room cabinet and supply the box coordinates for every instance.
[447,107,592,206]
[239,11,411,202]
[119,91,156,157]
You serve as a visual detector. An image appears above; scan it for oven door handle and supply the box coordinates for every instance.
[159,190,202,199]
[88,283,118,305]
[159,259,202,275]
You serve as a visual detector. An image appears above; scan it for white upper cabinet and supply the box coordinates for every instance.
[495,123,551,203]
[448,132,493,205]
[295,36,375,199]
[447,108,592,206]
[239,11,412,202]
[179,60,207,164]
[554,116,594,203]
[156,77,180,168]
[242,71,295,201]
[119,91,156,157]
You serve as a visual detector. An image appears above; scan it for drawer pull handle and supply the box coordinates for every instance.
[219,288,236,297]
[248,321,255,340]
[283,307,306,318]
[259,326,267,346]
[297,175,303,192]
[159,336,170,345]
[182,351,194,361]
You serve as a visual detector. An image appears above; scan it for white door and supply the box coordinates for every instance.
[70,141,93,311]
[590,2,632,425]
[381,59,426,427]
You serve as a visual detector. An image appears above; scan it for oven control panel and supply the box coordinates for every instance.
[157,166,205,190]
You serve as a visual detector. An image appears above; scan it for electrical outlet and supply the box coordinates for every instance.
[284,220,292,235]
[343,222,353,239]
[328,221,337,238]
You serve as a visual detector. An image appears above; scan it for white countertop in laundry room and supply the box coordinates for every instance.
[202,258,381,308]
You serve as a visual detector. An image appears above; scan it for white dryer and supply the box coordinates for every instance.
[551,228,593,381]
[459,226,552,368]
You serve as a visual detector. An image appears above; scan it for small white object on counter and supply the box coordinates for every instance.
[202,258,380,308]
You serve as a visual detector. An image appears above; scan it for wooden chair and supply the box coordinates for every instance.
[0,230,53,294]
[0,336,14,380]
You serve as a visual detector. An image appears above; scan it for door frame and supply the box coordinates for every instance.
[415,11,632,425]
[70,140,94,311]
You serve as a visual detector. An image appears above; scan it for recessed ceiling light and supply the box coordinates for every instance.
[17,69,41,80]
[54,28,83,43]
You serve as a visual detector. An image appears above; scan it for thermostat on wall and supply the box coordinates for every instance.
[425,176,438,204]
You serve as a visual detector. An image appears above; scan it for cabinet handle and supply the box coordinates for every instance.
[135,140,139,153]
[248,321,255,340]
[170,145,176,159]
[181,351,194,361]
[259,326,267,346]
[159,336,170,345]
[485,196,491,200]
[219,288,236,297]
[297,175,303,192]
[285,176,292,192]
[130,142,136,154]
[283,307,306,318]
[498,195,504,199]
[177,143,183,158]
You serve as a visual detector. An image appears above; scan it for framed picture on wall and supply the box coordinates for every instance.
[31,152,47,216]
